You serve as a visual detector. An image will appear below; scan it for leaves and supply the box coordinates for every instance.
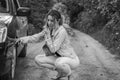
[61,0,120,55]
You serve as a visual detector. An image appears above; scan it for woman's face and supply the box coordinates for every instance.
[47,15,55,30]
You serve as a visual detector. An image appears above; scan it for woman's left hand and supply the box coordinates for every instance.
[45,28,51,39]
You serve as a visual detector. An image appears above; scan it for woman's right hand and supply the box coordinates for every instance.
[17,37,29,44]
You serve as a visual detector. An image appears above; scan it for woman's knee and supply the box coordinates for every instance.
[35,55,45,64]
[55,61,72,76]
[55,57,80,69]
[55,61,62,68]
[55,59,69,70]
[55,58,64,68]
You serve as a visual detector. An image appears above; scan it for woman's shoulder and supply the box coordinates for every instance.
[58,25,68,36]
[59,25,66,32]
[62,23,70,28]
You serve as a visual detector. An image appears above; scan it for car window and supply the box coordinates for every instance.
[0,0,9,13]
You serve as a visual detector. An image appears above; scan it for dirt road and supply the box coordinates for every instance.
[14,29,120,80]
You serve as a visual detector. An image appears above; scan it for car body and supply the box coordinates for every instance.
[0,0,30,79]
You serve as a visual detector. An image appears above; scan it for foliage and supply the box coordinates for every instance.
[95,12,120,55]
[60,0,120,55]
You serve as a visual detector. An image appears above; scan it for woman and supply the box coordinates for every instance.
[18,10,80,80]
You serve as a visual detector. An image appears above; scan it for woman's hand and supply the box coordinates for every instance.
[17,37,29,44]
[44,28,51,39]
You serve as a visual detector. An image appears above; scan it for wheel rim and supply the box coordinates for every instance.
[11,47,16,79]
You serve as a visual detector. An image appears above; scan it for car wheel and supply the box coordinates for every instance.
[19,44,27,57]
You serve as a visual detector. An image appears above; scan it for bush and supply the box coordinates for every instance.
[60,0,120,55]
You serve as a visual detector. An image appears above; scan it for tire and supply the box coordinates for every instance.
[3,47,17,80]
[19,44,27,57]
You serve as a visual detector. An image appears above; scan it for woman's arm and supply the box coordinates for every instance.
[18,29,45,43]
[28,30,45,43]
[46,29,66,53]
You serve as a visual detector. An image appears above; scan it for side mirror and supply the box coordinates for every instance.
[17,7,31,16]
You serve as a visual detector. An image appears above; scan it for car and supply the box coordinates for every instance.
[0,0,30,80]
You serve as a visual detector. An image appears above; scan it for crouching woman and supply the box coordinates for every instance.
[18,10,80,80]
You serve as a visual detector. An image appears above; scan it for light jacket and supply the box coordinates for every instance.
[25,25,78,58]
